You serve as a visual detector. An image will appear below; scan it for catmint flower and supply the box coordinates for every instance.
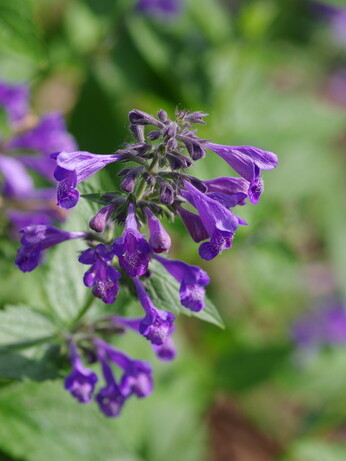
[203,177,249,207]
[52,151,124,209]
[292,302,346,350]
[152,336,176,361]
[137,0,181,18]
[113,203,151,277]
[0,81,29,126]
[9,113,77,156]
[206,143,278,204]
[111,316,176,361]
[89,203,118,233]
[95,349,126,418]
[128,109,163,127]
[181,181,239,260]
[95,340,153,398]
[133,277,175,345]
[64,342,98,403]
[79,244,121,304]
[0,154,35,198]
[145,207,171,253]
[119,166,143,193]
[15,225,86,272]
[176,205,209,243]
[155,255,210,311]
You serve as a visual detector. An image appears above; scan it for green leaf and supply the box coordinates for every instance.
[144,260,224,328]
[287,440,346,461]
[0,0,45,64]
[0,305,61,382]
[0,345,61,382]
[0,305,56,351]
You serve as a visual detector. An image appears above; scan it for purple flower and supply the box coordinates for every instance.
[292,302,346,349]
[203,177,249,207]
[113,203,151,277]
[15,225,85,272]
[95,340,153,398]
[95,349,126,418]
[9,113,77,154]
[0,154,34,198]
[64,342,98,403]
[155,255,210,312]
[181,181,239,260]
[133,277,175,345]
[111,316,176,361]
[79,244,120,304]
[89,203,118,233]
[176,205,209,243]
[0,81,29,126]
[145,207,171,253]
[137,0,181,17]
[152,336,176,361]
[52,151,123,209]
[206,143,278,204]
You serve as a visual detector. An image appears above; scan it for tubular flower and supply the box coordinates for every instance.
[52,151,124,209]
[64,342,98,403]
[15,225,86,272]
[206,143,278,204]
[79,244,121,304]
[155,255,210,311]
[133,277,175,345]
[181,180,239,260]
[113,203,151,277]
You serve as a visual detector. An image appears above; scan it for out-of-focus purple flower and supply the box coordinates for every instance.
[52,151,123,209]
[9,113,77,154]
[325,68,346,107]
[95,340,153,398]
[15,225,86,272]
[206,143,278,204]
[145,207,171,253]
[0,81,29,126]
[113,203,151,277]
[0,154,34,198]
[137,0,181,18]
[292,302,346,349]
[181,181,239,261]
[95,349,126,418]
[133,277,175,345]
[155,255,210,312]
[79,244,120,304]
[64,342,98,403]
[152,336,176,361]
[311,2,346,46]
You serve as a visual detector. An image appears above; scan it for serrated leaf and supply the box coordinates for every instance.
[81,192,114,205]
[144,260,224,328]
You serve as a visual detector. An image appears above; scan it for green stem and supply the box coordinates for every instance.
[136,156,159,201]
[73,292,96,325]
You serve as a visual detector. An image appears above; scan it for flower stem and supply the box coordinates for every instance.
[73,292,95,325]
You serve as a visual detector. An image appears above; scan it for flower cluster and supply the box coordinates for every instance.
[16,108,277,417]
[0,81,77,235]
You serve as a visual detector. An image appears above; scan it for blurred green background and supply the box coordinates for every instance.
[1,0,346,460]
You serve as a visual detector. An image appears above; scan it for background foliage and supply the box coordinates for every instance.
[1,0,346,460]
